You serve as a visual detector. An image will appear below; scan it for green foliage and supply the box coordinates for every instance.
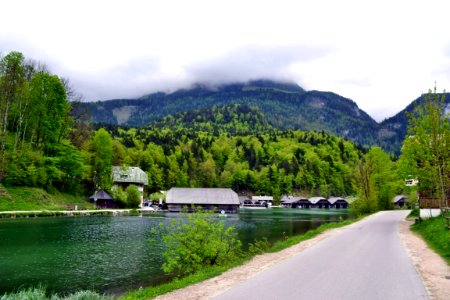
[125,185,141,208]
[399,87,449,207]
[107,124,361,197]
[412,216,450,264]
[352,147,397,215]
[248,237,271,255]
[151,208,242,275]
[110,185,127,205]
[91,128,113,190]
[0,287,112,300]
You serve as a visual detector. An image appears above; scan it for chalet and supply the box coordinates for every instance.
[112,166,148,205]
[166,188,240,213]
[309,197,330,209]
[281,196,309,208]
[328,197,349,209]
[89,190,117,208]
[393,195,407,208]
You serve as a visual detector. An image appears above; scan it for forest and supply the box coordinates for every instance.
[1,51,448,212]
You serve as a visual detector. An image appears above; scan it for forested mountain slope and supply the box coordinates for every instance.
[83,80,379,146]
[377,93,450,153]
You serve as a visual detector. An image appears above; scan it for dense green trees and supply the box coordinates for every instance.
[0,51,85,194]
[353,147,398,214]
[91,128,113,191]
[399,88,449,208]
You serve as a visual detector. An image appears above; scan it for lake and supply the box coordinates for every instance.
[0,208,350,295]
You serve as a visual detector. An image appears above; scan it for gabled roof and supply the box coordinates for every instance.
[112,166,148,185]
[281,196,308,204]
[89,190,113,201]
[393,195,406,203]
[328,197,347,204]
[309,197,329,204]
[166,188,240,205]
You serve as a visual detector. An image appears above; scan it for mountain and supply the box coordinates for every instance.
[376,93,450,153]
[82,80,379,146]
[81,80,450,153]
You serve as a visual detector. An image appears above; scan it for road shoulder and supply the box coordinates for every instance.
[398,219,450,300]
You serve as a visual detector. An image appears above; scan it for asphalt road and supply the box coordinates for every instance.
[214,211,429,300]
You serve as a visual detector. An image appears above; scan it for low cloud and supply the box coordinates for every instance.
[185,44,331,87]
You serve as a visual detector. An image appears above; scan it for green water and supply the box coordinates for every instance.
[0,208,349,295]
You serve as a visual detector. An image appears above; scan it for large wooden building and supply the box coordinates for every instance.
[112,166,148,205]
[166,188,240,213]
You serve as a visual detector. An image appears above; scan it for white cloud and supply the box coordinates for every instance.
[1,0,450,121]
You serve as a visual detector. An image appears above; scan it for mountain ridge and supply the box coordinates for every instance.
[80,80,450,153]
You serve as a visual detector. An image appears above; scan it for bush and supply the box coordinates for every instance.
[1,287,111,300]
[151,208,242,275]
[125,185,141,208]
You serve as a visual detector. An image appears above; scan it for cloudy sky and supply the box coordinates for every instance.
[1,0,450,121]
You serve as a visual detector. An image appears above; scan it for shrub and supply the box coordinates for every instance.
[125,185,141,208]
[151,207,242,275]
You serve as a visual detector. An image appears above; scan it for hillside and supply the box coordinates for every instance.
[149,104,274,135]
[377,93,450,153]
[83,80,379,146]
[81,80,450,153]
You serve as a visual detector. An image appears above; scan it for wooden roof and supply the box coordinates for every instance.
[309,197,329,204]
[393,195,406,203]
[89,190,113,201]
[281,196,308,204]
[328,197,347,204]
[166,188,240,205]
[112,166,148,185]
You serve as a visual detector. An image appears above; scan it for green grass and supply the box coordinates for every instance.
[411,215,450,265]
[120,215,364,300]
[1,287,112,300]
[0,184,93,211]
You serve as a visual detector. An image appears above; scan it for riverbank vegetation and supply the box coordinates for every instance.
[1,287,111,300]
[412,216,450,265]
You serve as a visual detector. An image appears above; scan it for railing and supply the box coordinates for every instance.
[419,197,450,208]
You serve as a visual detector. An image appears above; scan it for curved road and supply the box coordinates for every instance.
[214,211,429,300]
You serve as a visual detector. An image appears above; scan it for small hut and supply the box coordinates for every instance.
[89,190,116,208]
[328,197,349,209]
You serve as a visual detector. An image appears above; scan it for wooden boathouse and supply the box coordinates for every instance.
[328,197,349,209]
[165,188,240,213]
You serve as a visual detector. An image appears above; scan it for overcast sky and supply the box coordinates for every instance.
[1,0,450,122]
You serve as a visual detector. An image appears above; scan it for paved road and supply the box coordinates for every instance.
[214,211,429,300]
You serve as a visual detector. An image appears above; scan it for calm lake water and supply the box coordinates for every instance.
[0,208,350,295]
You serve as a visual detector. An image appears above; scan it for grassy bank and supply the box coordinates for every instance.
[121,216,363,300]
[411,215,450,265]
[0,184,93,211]
[1,287,111,300]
